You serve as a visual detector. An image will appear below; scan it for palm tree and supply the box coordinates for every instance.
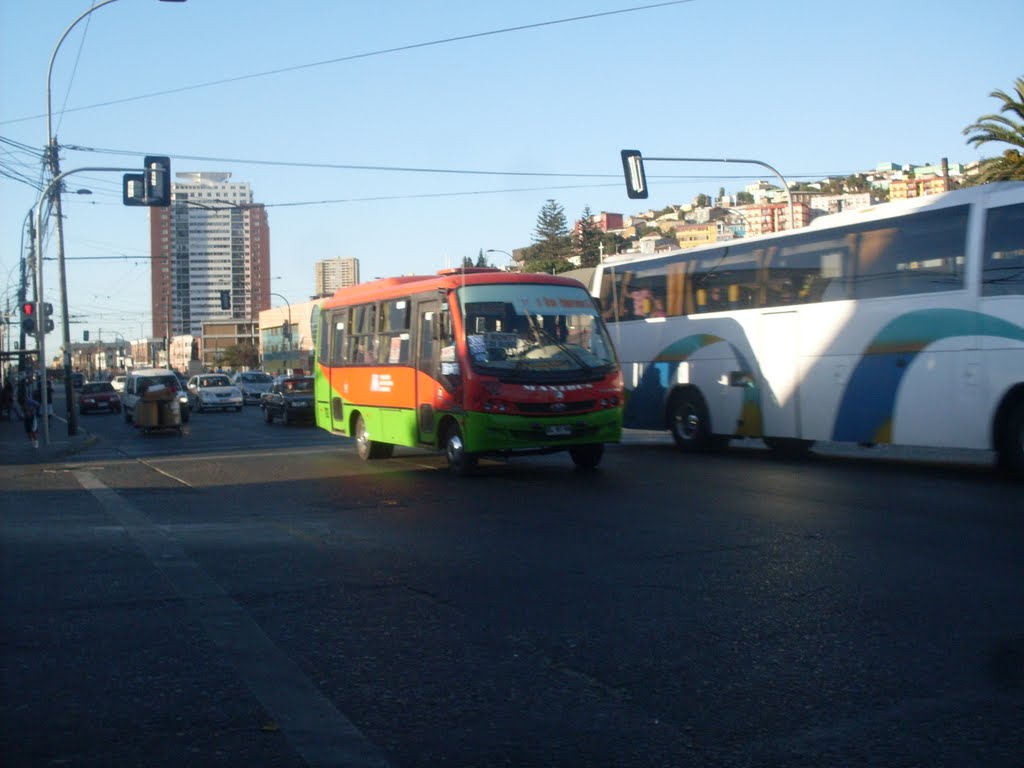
[963,76,1024,183]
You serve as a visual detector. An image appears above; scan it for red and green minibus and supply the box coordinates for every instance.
[314,268,623,473]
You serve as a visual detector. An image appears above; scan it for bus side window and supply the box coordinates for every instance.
[982,202,1024,296]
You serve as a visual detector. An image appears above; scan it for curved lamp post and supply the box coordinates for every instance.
[269,292,292,352]
[485,249,516,271]
[44,0,187,437]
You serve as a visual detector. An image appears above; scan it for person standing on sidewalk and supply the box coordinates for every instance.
[23,389,40,448]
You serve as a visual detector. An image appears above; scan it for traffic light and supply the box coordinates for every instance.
[620,149,649,200]
[43,302,55,334]
[144,156,171,207]
[84,330,90,341]
[21,301,36,334]
[122,156,171,207]
[219,290,231,310]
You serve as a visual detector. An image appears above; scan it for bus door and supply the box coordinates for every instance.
[326,309,348,434]
[759,310,802,438]
[414,298,444,444]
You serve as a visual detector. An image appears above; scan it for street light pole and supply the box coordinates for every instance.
[485,249,516,271]
[640,155,795,230]
[44,0,188,436]
[33,165,140,445]
[269,291,292,352]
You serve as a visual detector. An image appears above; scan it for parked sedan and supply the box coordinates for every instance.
[260,375,315,425]
[232,370,274,405]
[78,381,121,415]
[187,374,243,412]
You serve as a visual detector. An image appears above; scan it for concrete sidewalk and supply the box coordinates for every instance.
[0,400,99,466]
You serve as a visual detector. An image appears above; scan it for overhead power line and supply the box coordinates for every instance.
[1,1,696,125]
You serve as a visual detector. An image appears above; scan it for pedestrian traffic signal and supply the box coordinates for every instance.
[43,302,54,334]
[21,301,36,334]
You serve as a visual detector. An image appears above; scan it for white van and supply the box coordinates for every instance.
[123,368,191,424]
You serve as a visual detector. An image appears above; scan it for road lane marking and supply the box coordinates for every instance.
[136,458,194,487]
[73,470,390,768]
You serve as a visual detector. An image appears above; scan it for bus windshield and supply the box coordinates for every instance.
[457,282,617,381]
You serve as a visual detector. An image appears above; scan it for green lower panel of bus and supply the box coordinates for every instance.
[463,408,622,454]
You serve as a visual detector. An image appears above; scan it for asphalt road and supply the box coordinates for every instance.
[1,401,1022,767]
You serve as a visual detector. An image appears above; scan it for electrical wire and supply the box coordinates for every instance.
[1,1,696,126]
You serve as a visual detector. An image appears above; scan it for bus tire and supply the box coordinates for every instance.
[668,389,712,453]
[996,399,1024,479]
[355,414,391,460]
[569,443,604,470]
[444,423,477,476]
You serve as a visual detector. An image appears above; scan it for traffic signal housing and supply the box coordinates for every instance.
[21,301,36,334]
[43,302,54,334]
[122,156,171,207]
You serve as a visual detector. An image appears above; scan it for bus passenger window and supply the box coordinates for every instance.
[983,202,1024,296]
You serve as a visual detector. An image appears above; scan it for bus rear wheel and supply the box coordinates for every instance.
[669,389,711,452]
[354,414,393,460]
[569,443,604,470]
[444,423,477,476]
[997,399,1024,479]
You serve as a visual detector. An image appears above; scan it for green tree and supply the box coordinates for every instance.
[963,76,1024,183]
[575,205,602,268]
[694,193,711,207]
[735,190,754,205]
[475,248,490,268]
[523,199,572,273]
[461,255,474,268]
[219,342,259,370]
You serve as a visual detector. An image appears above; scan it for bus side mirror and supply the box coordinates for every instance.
[620,149,649,199]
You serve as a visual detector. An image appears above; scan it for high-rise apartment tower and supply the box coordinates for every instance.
[315,257,360,298]
[150,172,270,339]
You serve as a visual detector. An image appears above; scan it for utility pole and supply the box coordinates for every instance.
[45,139,79,435]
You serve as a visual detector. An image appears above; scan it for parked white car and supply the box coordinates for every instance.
[111,375,127,393]
[187,374,243,412]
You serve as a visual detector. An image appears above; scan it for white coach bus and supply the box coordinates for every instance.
[593,182,1024,476]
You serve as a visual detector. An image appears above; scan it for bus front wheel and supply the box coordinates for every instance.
[444,423,477,476]
[669,389,711,452]
[569,443,604,470]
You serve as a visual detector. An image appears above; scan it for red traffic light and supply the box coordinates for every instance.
[22,301,35,316]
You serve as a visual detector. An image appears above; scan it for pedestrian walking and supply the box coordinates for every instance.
[24,390,40,448]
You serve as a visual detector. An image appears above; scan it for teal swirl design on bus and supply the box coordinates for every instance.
[832,309,1024,443]
[626,333,763,435]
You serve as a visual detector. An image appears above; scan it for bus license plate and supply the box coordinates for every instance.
[545,424,572,437]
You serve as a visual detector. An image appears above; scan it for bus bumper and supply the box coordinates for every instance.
[463,408,623,454]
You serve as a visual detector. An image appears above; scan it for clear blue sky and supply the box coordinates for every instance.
[1,0,1021,345]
